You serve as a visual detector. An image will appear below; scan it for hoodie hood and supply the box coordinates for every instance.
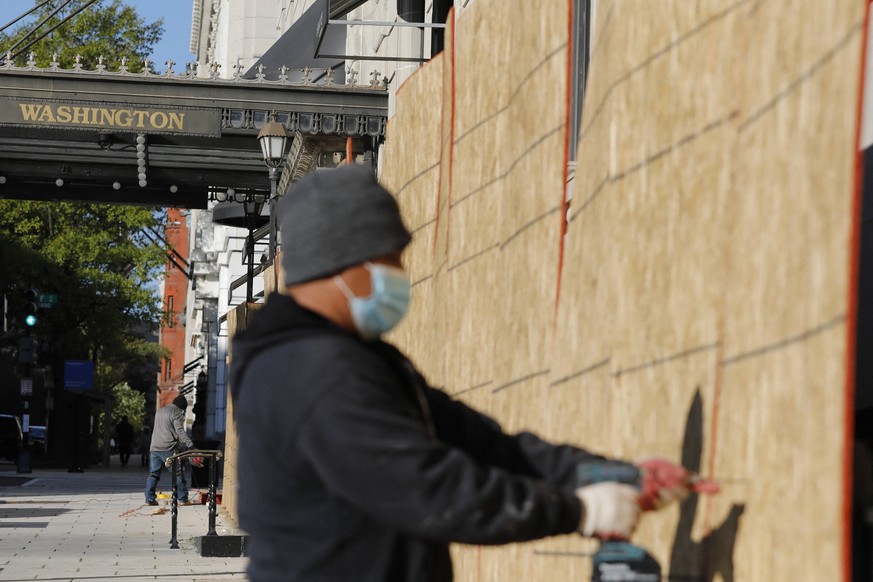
[172,395,188,410]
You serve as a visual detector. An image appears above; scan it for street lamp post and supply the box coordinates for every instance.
[243,196,264,303]
[267,166,279,261]
[257,117,289,262]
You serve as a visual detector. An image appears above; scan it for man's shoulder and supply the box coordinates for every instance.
[246,333,399,396]
[262,329,375,367]
[156,405,181,418]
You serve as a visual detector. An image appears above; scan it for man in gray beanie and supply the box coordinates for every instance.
[144,394,198,506]
[230,165,696,581]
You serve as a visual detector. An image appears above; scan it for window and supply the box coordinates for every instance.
[568,0,593,163]
[165,359,172,382]
[166,295,175,327]
[430,0,453,56]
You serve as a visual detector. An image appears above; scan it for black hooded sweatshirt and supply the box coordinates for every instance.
[230,293,610,581]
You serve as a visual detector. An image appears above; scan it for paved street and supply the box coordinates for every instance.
[0,461,248,581]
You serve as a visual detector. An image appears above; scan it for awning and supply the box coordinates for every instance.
[0,58,387,208]
[328,0,370,18]
[244,0,349,83]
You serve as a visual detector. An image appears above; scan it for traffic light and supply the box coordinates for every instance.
[18,336,37,363]
[22,288,38,327]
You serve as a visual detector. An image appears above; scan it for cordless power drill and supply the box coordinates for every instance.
[577,461,661,582]
[577,459,720,582]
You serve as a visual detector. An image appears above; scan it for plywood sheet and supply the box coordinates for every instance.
[382,53,445,371]
[554,0,864,578]
[378,0,866,579]
[444,0,568,411]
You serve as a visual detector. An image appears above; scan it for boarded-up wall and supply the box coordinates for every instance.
[381,0,866,580]
[381,49,445,379]
[222,261,280,525]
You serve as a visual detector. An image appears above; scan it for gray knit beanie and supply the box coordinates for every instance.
[278,165,411,286]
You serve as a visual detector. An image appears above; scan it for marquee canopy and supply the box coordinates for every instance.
[0,55,388,208]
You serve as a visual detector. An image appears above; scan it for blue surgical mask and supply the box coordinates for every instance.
[334,262,411,340]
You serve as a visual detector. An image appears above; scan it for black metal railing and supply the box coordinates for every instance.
[164,449,223,549]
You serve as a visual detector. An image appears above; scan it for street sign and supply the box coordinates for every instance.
[63,360,94,391]
[37,293,58,308]
[20,377,32,396]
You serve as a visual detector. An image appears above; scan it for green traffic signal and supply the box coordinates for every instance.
[23,288,38,327]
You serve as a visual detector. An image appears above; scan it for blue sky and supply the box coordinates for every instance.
[1,0,195,71]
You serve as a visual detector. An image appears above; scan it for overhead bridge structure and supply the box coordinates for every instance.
[0,56,389,208]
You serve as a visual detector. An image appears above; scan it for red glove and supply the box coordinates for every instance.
[636,457,720,511]
[190,456,204,468]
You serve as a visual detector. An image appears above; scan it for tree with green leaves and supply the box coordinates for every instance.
[0,0,164,72]
[0,0,168,397]
[0,202,168,394]
[102,382,146,431]
[0,0,174,467]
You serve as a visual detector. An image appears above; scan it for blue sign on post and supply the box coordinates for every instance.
[63,360,94,392]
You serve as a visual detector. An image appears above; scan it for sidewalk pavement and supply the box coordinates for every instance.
[0,462,248,581]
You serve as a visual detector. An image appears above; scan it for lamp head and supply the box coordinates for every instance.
[98,131,114,150]
[257,119,289,168]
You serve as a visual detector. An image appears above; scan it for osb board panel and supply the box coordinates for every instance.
[713,328,846,581]
[263,260,280,295]
[706,5,860,576]
[381,58,442,283]
[431,0,571,578]
[371,0,862,579]
[741,0,863,122]
[566,119,734,380]
[725,19,860,359]
[222,306,242,522]
[427,14,455,390]
[556,1,863,580]
[221,302,262,524]
[444,0,567,401]
[382,53,444,373]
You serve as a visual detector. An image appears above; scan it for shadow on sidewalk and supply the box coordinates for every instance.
[0,466,151,496]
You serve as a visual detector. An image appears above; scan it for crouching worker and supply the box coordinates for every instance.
[144,395,200,506]
[231,165,703,581]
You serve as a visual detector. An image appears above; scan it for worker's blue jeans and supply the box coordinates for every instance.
[145,450,189,503]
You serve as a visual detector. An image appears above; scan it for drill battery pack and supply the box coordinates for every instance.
[591,540,661,582]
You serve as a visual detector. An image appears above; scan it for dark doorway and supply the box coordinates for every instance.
[853,145,873,582]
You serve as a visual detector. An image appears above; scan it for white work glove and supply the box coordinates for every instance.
[575,482,641,538]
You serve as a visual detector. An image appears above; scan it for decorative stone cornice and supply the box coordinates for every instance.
[207,0,219,65]
[189,0,205,55]
[0,51,387,91]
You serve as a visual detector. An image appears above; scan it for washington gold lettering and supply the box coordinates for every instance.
[16,103,187,130]
[56,106,72,123]
[115,110,132,127]
[133,110,149,127]
[18,103,40,120]
[97,109,115,126]
[72,107,90,124]
[38,107,56,122]
[150,111,168,129]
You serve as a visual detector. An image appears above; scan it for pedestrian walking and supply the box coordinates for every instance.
[144,395,200,506]
[230,166,710,581]
[114,416,134,467]
[138,426,151,466]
